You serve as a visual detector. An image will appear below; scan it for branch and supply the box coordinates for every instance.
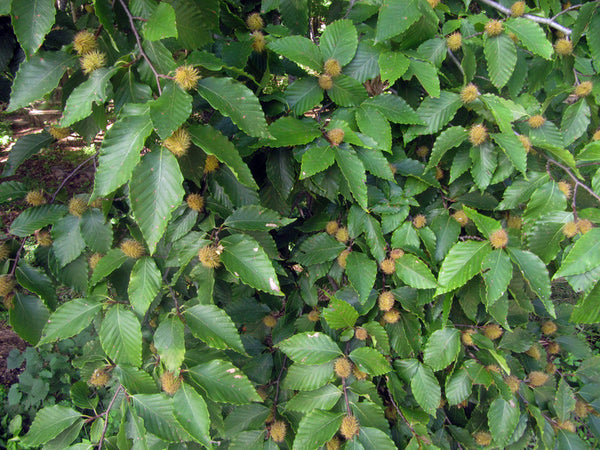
[50,151,99,203]
[98,384,124,450]
[116,0,164,95]
[478,0,572,36]
[543,155,600,205]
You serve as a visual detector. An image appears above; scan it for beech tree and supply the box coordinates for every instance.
[1,0,600,448]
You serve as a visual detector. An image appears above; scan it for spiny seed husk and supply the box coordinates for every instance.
[73,30,97,55]
[325,221,339,235]
[319,74,333,90]
[413,214,426,229]
[263,314,277,328]
[335,227,349,243]
[80,50,106,75]
[460,83,479,103]
[37,231,52,247]
[380,258,396,274]
[89,368,110,387]
[25,190,45,206]
[161,371,181,395]
[270,420,286,442]
[485,20,504,36]
[327,128,345,145]
[324,58,342,77]
[164,128,191,157]
[174,65,200,90]
[378,291,395,312]
[186,193,205,212]
[0,275,15,297]
[562,221,578,238]
[252,31,266,52]
[121,239,144,259]
[469,124,488,145]
[340,415,360,440]
[334,357,352,378]
[575,81,593,97]
[204,155,220,173]
[511,1,526,16]
[198,245,221,268]
[446,32,462,51]
[541,321,557,335]
[383,309,400,324]
[489,229,508,249]
[69,197,87,217]
[577,219,593,234]
[337,249,350,268]
[555,38,573,56]
[452,210,469,226]
[246,12,264,31]
[355,327,368,340]
[389,248,404,259]
[473,431,492,446]
[484,323,503,339]
[528,115,546,128]
[529,370,549,387]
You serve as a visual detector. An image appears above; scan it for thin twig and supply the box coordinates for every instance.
[98,384,124,450]
[544,155,600,205]
[273,355,288,407]
[478,0,572,35]
[117,0,163,95]
[447,49,465,80]
[50,151,99,203]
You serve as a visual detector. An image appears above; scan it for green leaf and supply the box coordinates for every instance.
[423,328,461,371]
[431,213,461,262]
[344,40,380,83]
[445,366,472,405]
[283,361,334,390]
[285,77,324,115]
[11,0,56,58]
[129,149,184,255]
[345,252,377,303]
[482,250,512,306]
[188,360,261,404]
[491,132,527,174]
[9,51,76,111]
[229,431,265,450]
[149,82,192,139]
[561,99,591,145]
[293,233,346,265]
[462,206,501,238]
[409,59,440,98]
[470,141,497,191]
[378,51,410,84]
[505,18,554,60]
[286,385,343,413]
[588,13,600,71]
[277,331,342,365]
[0,181,28,203]
[356,147,395,181]
[154,316,185,373]
[51,215,86,268]
[22,405,80,447]
[185,304,246,354]
[395,254,438,289]
[484,34,517,89]
[320,19,358,66]
[143,2,178,40]
[90,248,129,284]
[2,131,54,176]
[99,305,142,366]
[523,181,567,226]
[300,143,335,179]
[323,297,360,329]
[130,394,188,442]
[362,93,422,125]
[571,281,600,324]
[197,77,269,138]
[224,205,295,231]
[9,204,66,237]
[554,228,600,278]
[263,116,321,147]
[61,68,117,127]
[93,109,153,198]
[173,384,212,449]
[436,241,491,295]
[356,106,391,153]
[349,347,391,376]
[9,294,50,345]
[507,248,554,317]
[292,410,344,450]
[427,126,468,169]
[410,91,462,137]
[128,256,161,317]
[16,262,57,310]
[224,404,270,437]
[335,146,368,210]
[328,75,368,107]
[220,234,282,295]
[267,36,323,71]
[358,427,397,450]
[39,297,102,345]
[554,377,576,423]
[113,365,157,394]
[411,361,441,416]
[189,124,257,189]
[375,0,421,42]
[488,398,520,444]
[526,211,572,264]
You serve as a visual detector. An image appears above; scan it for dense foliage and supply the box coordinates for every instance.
[2,0,600,448]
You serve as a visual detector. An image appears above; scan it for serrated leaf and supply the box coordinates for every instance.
[61,68,116,127]
[445,366,472,405]
[286,385,342,413]
[491,132,527,174]
[9,51,76,111]
[320,19,358,66]
[188,360,261,404]
[505,18,554,59]
[16,262,56,310]
[395,254,438,289]
[345,252,377,304]
[358,427,397,450]
[39,297,102,345]
[128,256,161,317]
[267,36,323,71]
[113,365,157,394]
[173,384,212,448]
[143,2,177,40]
[9,204,66,237]
[526,211,572,264]
[129,149,184,255]
[323,297,360,329]
[277,332,342,365]
[423,328,460,371]
[378,51,410,84]
[11,0,56,58]
[349,347,391,376]
[21,405,80,447]
[130,394,188,442]
[507,248,554,317]
[470,141,497,191]
[154,316,185,373]
[571,281,600,324]
[90,248,129,285]
[285,77,324,115]
[293,233,346,265]
[99,305,142,366]
[482,250,512,306]
[431,213,461,262]
[197,77,269,138]
[185,304,246,354]
[362,93,422,125]
[356,147,395,181]
[554,377,576,423]
[488,398,520,444]
[409,59,440,98]
[79,209,113,253]
[356,106,391,153]
[427,126,468,169]
[51,215,86,268]
[149,82,192,139]
[262,116,321,147]
[436,241,492,295]
[523,181,567,226]
[2,131,54,176]
[189,124,257,189]
[300,143,335,179]
[344,40,380,83]
[484,34,517,89]
[93,109,153,198]
[335,146,367,210]
[561,99,591,146]
[589,13,600,71]
[328,74,368,107]
[410,91,462,137]
[224,204,295,231]
[220,234,282,295]
[375,0,421,42]
[9,294,50,345]
[0,181,28,203]
[224,404,270,437]
[283,361,334,390]
[292,410,344,450]
[411,361,441,416]
[554,228,600,278]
